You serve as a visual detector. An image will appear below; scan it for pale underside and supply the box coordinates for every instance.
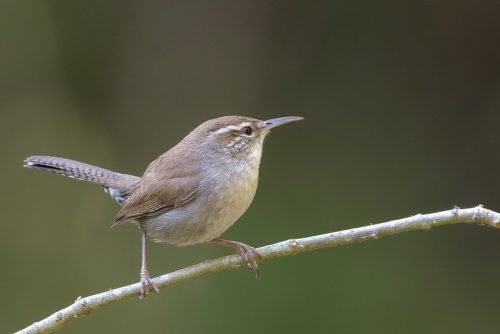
[113,124,264,246]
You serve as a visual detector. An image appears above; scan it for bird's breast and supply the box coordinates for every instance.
[143,158,260,246]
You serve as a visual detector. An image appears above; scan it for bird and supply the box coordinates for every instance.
[24,115,303,298]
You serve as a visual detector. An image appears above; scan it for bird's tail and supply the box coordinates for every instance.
[24,155,140,204]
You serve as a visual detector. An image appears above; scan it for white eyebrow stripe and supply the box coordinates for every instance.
[209,125,240,136]
[238,122,252,128]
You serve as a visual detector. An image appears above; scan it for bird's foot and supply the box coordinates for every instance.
[213,239,262,277]
[235,242,261,277]
[140,269,160,299]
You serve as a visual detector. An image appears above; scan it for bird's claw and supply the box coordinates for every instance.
[140,270,160,299]
[234,243,262,277]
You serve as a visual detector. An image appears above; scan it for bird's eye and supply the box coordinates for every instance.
[240,126,253,136]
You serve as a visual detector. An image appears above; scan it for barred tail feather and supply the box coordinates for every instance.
[24,156,140,203]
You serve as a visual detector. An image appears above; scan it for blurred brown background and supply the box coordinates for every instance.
[1,1,499,333]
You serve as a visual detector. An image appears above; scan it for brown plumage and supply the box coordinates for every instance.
[113,115,257,226]
[24,115,303,298]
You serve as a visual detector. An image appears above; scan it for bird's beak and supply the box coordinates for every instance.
[264,116,304,130]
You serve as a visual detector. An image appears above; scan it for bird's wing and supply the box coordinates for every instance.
[112,157,201,227]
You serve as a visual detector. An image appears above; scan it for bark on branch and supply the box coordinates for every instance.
[14,205,500,334]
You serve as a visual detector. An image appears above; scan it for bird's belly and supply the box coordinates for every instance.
[142,170,258,246]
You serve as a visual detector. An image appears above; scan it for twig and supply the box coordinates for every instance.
[14,205,500,334]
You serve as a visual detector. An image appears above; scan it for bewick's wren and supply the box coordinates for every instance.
[24,115,303,298]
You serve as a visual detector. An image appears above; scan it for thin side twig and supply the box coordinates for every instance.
[15,205,500,334]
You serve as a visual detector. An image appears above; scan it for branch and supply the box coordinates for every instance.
[15,205,500,334]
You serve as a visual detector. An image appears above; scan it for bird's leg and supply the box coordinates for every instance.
[212,239,261,277]
[139,229,159,299]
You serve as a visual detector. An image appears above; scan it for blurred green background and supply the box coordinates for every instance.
[1,1,499,333]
